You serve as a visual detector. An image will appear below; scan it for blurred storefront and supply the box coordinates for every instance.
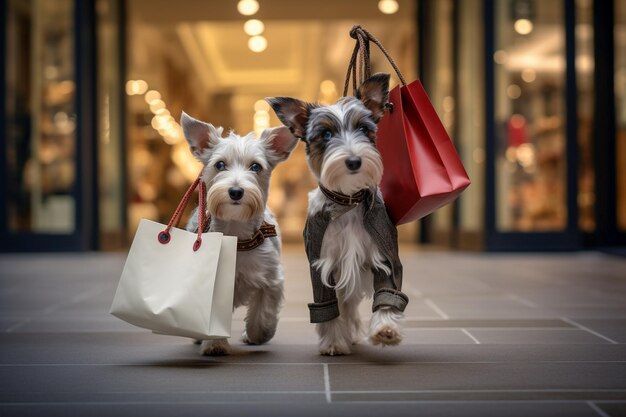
[1,0,625,252]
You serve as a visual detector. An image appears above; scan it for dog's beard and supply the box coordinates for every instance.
[320,145,383,195]
[206,182,264,222]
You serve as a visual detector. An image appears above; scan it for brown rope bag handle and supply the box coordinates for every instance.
[343,25,408,97]
[157,174,207,252]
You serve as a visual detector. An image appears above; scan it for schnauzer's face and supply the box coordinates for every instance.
[181,113,298,222]
[267,73,390,195]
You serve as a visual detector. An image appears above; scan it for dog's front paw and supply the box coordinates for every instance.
[319,341,351,356]
[242,325,276,345]
[200,339,231,356]
[369,307,403,346]
[369,323,402,346]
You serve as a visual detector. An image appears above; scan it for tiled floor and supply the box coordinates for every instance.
[1,249,625,416]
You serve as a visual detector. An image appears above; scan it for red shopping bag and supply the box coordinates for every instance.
[345,26,470,225]
[377,80,471,224]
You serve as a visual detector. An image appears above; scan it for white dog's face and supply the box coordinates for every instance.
[181,113,298,222]
[267,73,390,195]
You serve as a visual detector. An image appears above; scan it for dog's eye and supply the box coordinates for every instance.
[214,161,227,171]
[358,126,369,135]
[249,163,262,173]
[322,130,333,141]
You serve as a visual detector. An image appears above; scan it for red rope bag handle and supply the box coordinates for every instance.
[157,174,208,252]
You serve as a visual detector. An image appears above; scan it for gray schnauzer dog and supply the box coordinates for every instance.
[181,112,298,355]
[267,73,409,356]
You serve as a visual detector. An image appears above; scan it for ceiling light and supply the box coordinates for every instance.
[378,0,399,14]
[237,0,259,16]
[493,50,508,64]
[514,18,533,35]
[320,80,336,95]
[254,99,270,112]
[144,90,161,104]
[244,19,264,36]
[149,99,166,113]
[507,84,522,99]
[248,35,267,53]
[521,68,536,83]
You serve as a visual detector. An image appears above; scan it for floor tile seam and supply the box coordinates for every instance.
[82,389,626,394]
[423,299,450,320]
[4,288,105,334]
[1,399,624,406]
[2,360,626,367]
[587,401,614,417]
[405,327,582,330]
[323,363,331,403]
[461,329,481,344]
[561,318,620,344]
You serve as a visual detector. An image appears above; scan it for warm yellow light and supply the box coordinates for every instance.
[125,80,138,95]
[144,90,161,103]
[442,96,455,113]
[149,99,166,113]
[244,19,264,36]
[507,84,522,99]
[248,35,268,52]
[521,68,536,83]
[514,19,534,35]
[378,0,399,14]
[237,0,259,16]
[253,110,270,137]
[254,99,270,112]
[320,80,336,95]
[493,50,508,64]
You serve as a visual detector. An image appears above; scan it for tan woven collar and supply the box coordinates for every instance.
[319,184,369,206]
[203,218,277,251]
[236,222,277,251]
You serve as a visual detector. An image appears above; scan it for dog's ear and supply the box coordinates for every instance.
[260,126,299,164]
[180,111,223,162]
[356,73,390,124]
[265,97,313,140]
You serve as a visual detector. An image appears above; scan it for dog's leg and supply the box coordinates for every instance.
[200,338,231,356]
[368,306,404,346]
[339,292,363,345]
[317,291,352,355]
[316,318,352,355]
[242,282,283,345]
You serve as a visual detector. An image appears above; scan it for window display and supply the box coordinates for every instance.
[494,0,568,232]
[5,0,76,233]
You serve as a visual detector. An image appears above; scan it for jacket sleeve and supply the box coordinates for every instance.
[303,209,340,323]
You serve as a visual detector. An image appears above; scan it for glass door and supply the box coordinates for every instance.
[1,0,95,251]
[485,0,580,250]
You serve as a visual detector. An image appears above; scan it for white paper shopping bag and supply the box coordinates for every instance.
[110,177,236,340]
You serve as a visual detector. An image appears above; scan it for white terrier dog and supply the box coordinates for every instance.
[267,73,409,356]
[181,112,298,356]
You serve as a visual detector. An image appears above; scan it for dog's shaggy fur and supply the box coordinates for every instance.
[267,73,405,355]
[181,112,298,355]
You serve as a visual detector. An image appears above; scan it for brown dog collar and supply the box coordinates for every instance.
[236,222,277,251]
[203,218,277,251]
[319,184,369,206]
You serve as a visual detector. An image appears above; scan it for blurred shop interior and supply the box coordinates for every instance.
[1,0,625,252]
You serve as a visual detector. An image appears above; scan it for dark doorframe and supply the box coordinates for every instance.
[484,0,582,251]
[591,0,626,247]
[0,0,98,252]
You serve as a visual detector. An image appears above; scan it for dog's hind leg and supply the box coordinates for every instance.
[200,338,231,356]
[242,283,283,345]
[316,317,352,355]
[339,291,363,345]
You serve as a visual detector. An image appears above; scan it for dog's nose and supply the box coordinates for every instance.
[228,187,244,201]
[345,156,362,171]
